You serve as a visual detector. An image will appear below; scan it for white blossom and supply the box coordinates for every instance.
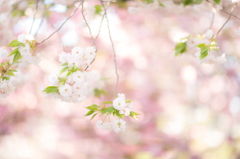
[216,53,226,64]
[96,120,113,130]
[48,72,59,85]
[59,84,73,97]
[84,46,96,60]
[19,43,31,55]
[72,71,85,83]
[17,33,26,43]
[85,5,96,19]
[112,119,126,133]
[0,49,8,59]
[72,46,84,57]
[0,81,15,98]
[68,56,83,68]
[119,107,131,116]
[118,93,126,99]
[125,102,133,110]
[113,97,126,110]
[205,29,214,39]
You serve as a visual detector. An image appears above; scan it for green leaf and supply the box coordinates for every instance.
[184,0,193,6]
[200,50,208,59]
[66,70,72,77]
[103,101,112,104]
[125,99,132,103]
[101,108,108,115]
[213,0,220,5]
[85,110,95,116]
[61,62,68,66]
[175,42,187,56]
[130,111,139,120]
[146,0,154,4]
[210,42,217,46]
[116,110,124,119]
[158,0,165,7]
[113,109,116,116]
[2,76,10,81]
[7,40,21,47]
[43,86,59,94]
[12,51,22,64]
[130,111,140,115]
[107,106,114,114]
[60,67,68,74]
[101,89,107,96]
[86,104,99,110]
[90,113,97,121]
[9,48,19,57]
[194,0,202,4]
[46,10,51,18]
[94,89,101,98]
[58,77,67,85]
[197,43,209,52]
[6,70,15,76]
[95,5,102,15]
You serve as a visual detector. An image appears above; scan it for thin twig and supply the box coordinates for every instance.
[216,3,237,36]
[209,12,215,29]
[205,0,240,21]
[83,3,110,71]
[100,0,119,99]
[29,0,39,35]
[37,0,83,45]
[35,9,45,38]
[81,1,95,47]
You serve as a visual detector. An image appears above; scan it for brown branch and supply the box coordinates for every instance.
[216,3,237,36]
[36,0,83,45]
[100,0,119,99]
[205,0,240,21]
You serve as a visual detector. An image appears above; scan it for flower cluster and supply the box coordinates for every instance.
[43,46,105,103]
[8,33,40,65]
[85,93,139,133]
[59,46,96,71]
[174,29,226,64]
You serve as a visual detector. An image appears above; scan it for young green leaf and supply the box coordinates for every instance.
[7,40,21,47]
[43,86,59,94]
[175,42,187,56]
[184,0,193,6]
[94,89,101,98]
[86,104,99,110]
[200,50,208,59]
[130,111,138,120]
[85,110,95,116]
[61,62,68,66]
[6,70,15,76]
[60,67,68,74]
[9,48,19,57]
[101,89,107,96]
[90,113,97,121]
[146,0,154,4]
[125,100,132,103]
[213,0,220,5]
[158,0,165,7]
[95,5,102,15]
[116,110,124,119]
[101,108,108,115]
[103,101,112,104]
[12,51,22,64]
[107,106,114,114]
[2,76,10,81]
